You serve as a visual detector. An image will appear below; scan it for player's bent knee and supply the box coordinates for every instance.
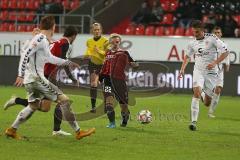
[204,95,211,106]
[106,96,114,105]
[193,92,201,98]
[204,100,211,107]
[215,87,222,95]
[193,88,201,98]
[28,101,39,111]
[39,100,52,112]
[57,94,69,103]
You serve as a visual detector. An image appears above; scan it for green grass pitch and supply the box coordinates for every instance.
[0,86,240,160]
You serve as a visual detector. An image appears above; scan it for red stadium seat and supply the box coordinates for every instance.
[185,27,193,36]
[33,1,40,10]
[0,0,8,9]
[164,26,174,36]
[17,1,26,9]
[70,1,80,10]
[9,11,17,21]
[233,15,240,26]
[9,24,16,32]
[161,14,174,25]
[125,25,136,35]
[0,23,9,31]
[155,26,164,36]
[18,11,26,22]
[135,25,145,35]
[161,1,170,11]
[17,25,27,32]
[9,0,18,9]
[26,25,35,32]
[26,0,35,10]
[145,26,155,35]
[174,27,185,36]
[62,0,70,10]
[26,12,35,22]
[169,1,178,11]
[0,11,9,21]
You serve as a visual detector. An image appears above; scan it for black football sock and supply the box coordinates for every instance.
[121,111,130,124]
[91,99,96,109]
[15,97,28,107]
[90,87,97,108]
[53,104,62,131]
[106,105,115,123]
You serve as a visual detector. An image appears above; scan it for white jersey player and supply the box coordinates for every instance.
[201,26,230,118]
[179,20,229,131]
[5,16,95,140]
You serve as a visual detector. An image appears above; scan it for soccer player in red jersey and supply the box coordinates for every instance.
[4,26,79,136]
[99,33,138,128]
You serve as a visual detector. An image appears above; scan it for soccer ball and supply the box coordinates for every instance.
[137,110,152,124]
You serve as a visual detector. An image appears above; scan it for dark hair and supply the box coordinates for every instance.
[39,16,55,30]
[63,26,78,37]
[191,20,204,29]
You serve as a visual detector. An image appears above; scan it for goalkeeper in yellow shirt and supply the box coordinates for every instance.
[84,23,109,113]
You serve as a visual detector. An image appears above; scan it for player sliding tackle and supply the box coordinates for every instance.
[179,20,229,131]
[5,16,95,140]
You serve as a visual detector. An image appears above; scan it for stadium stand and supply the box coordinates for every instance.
[111,0,240,37]
[0,0,81,32]
[1,0,240,37]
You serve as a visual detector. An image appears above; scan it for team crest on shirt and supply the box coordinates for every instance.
[32,43,37,48]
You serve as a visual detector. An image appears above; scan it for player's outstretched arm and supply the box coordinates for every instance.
[179,55,190,79]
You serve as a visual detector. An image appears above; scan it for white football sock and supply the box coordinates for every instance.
[60,102,80,132]
[12,106,35,129]
[209,93,220,114]
[191,97,200,122]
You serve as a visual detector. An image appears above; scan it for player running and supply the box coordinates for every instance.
[4,16,95,140]
[84,23,109,113]
[4,26,79,136]
[201,26,230,118]
[179,20,229,131]
[99,33,138,128]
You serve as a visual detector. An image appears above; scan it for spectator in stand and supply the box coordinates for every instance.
[222,14,238,37]
[34,0,47,24]
[149,0,164,24]
[174,1,187,27]
[234,28,240,38]
[47,1,64,24]
[215,14,225,29]
[131,1,151,25]
[204,10,217,32]
[178,0,202,28]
